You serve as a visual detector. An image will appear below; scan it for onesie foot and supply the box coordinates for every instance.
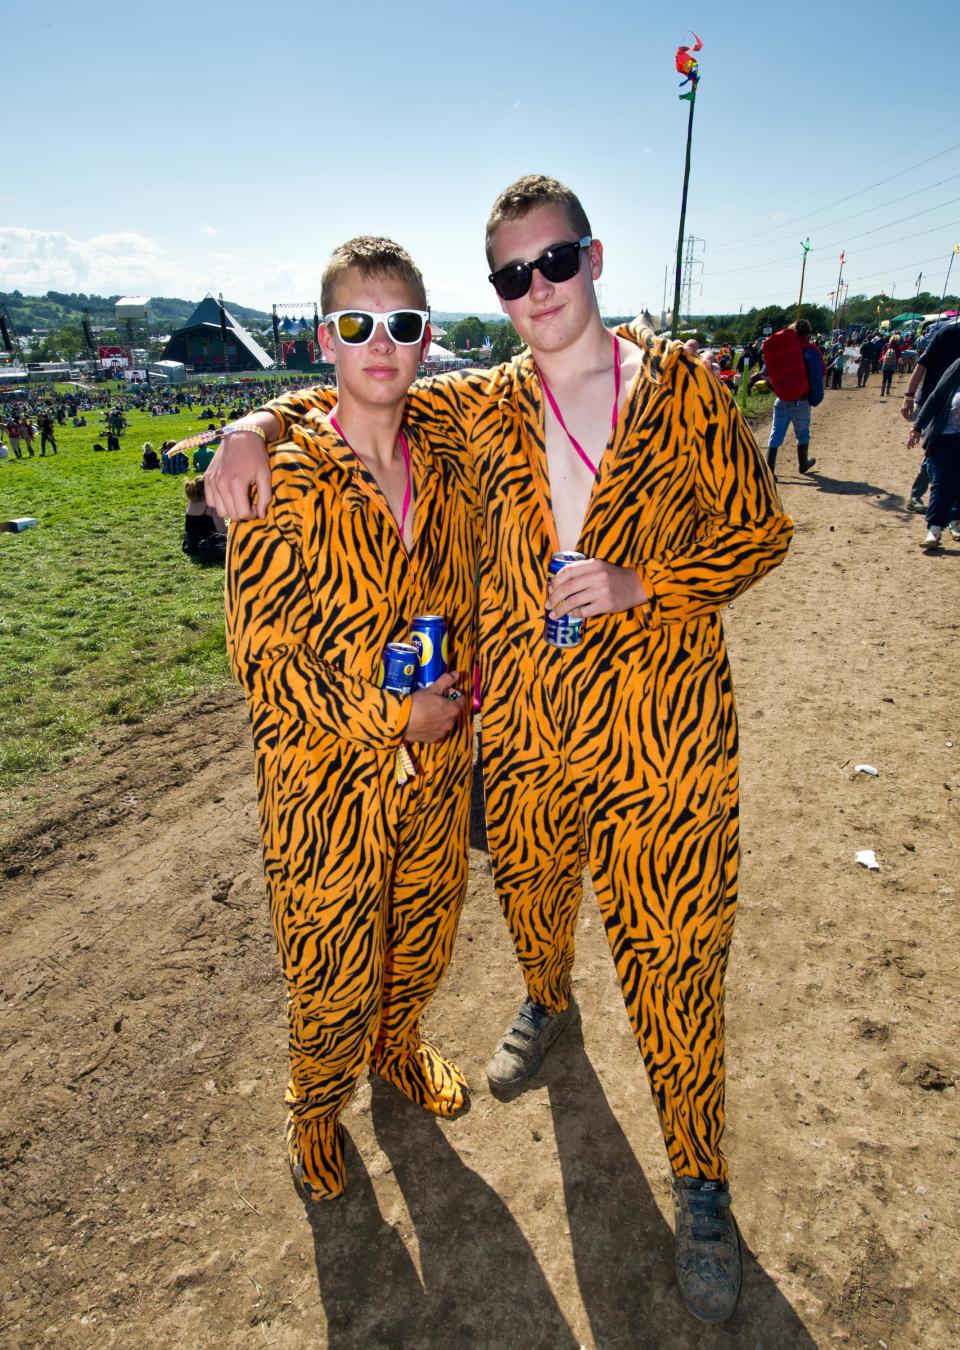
[371,1040,470,1118]
[286,1113,346,1202]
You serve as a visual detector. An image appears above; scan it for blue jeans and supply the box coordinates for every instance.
[926,438,960,528]
[767,398,811,449]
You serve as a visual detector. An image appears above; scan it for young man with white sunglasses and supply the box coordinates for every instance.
[221,236,476,1203]
[207,179,792,1324]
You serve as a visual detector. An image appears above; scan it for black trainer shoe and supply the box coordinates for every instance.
[485,995,578,1096]
[672,1176,742,1324]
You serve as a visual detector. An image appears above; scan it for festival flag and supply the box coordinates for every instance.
[839,251,846,264]
[801,238,811,254]
[676,32,702,100]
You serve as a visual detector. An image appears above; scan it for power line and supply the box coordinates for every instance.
[701,253,955,309]
[709,172,960,253]
[708,209,960,276]
[710,141,960,249]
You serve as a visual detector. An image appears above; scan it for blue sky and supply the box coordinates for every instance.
[2,0,958,317]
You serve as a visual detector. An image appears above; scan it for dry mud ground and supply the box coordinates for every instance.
[1,373,958,1349]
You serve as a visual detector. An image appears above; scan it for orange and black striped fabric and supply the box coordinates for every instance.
[405,327,792,1181]
[266,327,792,1182]
[226,405,477,1197]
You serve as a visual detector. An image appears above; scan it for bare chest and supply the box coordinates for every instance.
[355,454,414,551]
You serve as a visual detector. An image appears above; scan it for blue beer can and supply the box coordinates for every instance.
[410,615,449,688]
[545,551,587,648]
[380,642,420,695]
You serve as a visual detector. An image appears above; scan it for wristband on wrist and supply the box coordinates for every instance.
[222,421,267,443]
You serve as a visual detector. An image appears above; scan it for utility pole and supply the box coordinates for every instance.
[681,236,705,327]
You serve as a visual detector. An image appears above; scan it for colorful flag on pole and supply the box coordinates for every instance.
[839,251,846,264]
[801,238,811,254]
[675,32,702,99]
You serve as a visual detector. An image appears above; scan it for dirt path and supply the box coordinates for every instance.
[1,373,958,1349]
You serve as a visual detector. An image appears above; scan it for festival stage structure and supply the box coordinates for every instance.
[162,296,273,373]
[271,303,334,374]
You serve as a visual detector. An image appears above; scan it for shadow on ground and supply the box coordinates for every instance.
[303,1023,817,1348]
[543,1021,818,1349]
[304,1080,577,1348]
[784,471,908,512]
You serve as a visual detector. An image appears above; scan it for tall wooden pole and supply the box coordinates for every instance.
[796,239,811,316]
[671,90,697,334]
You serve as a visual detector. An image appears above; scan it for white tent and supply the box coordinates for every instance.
[426,341,459,363]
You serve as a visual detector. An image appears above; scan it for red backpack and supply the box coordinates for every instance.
[762,328,809,401]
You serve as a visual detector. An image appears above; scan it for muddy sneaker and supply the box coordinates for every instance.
[948,520,960,542]
[672,1176,741,1324]
[485,995,578,1096]
[921,526,943,550]
[907,496,927,513]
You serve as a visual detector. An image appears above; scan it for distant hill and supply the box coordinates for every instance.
[0,291,272,333]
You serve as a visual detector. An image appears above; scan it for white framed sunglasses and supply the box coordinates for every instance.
[323,309,430,346]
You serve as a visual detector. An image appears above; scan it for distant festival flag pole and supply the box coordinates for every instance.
[670,32,702,334]
[937,244,960,320]
[796,239,811,316]
[913,271,923,319]
[832,251,846,331]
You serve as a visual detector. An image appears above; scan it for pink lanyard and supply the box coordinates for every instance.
[538,336,622,478]
[330,416,412,538]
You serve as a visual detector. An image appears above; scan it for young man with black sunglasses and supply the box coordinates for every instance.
[219,236,475,1204]
[206,178,792,1324]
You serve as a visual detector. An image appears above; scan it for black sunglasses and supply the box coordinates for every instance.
[488,236,592,301]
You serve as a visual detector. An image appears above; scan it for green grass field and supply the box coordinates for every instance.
[0,407,233,791]
[0,379,776,797]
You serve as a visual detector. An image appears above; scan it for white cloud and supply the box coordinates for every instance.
[199,225,221,237]
[0,226,164,294]
[0,226,318,310]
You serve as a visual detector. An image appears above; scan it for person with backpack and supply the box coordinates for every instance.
[880,343,898,398]
[762,319,824,476]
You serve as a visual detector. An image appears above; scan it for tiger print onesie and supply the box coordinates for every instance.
[226,405,476,1200]
[265,326,792,1184]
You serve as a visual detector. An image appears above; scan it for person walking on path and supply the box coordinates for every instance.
[880,344,898,398]
[907,353,960,549]
[763,319,824,475]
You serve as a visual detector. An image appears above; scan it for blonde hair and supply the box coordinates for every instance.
[320,236,427,315]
